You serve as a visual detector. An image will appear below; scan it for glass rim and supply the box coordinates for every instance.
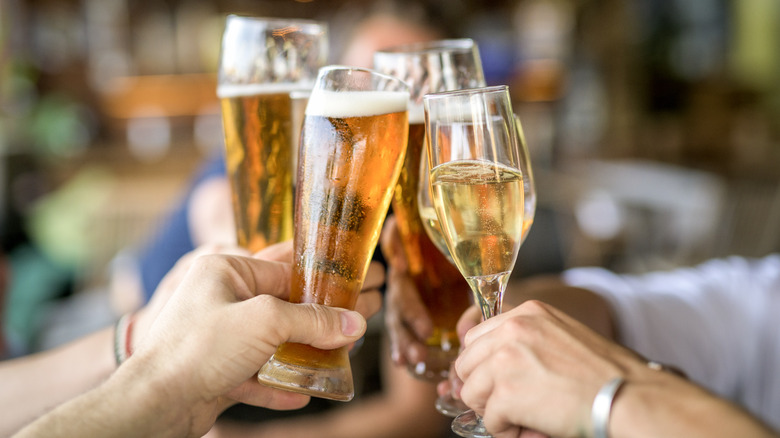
[316,65,411,90]
[375,38,477,56]
[225,14,327,31]
[423,85,508,101]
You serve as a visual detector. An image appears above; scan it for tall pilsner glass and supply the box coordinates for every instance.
[256,66,409,401]
[217,16,327,252]
[425,86,528,437]
[373,39,485,383]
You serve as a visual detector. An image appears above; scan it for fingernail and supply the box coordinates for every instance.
[340,311,364,337]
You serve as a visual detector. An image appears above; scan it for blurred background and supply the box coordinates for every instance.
[1,0,779,365]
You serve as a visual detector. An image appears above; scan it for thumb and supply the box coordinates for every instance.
[265,300,368,350]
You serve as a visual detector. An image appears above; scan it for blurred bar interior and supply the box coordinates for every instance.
[1,0,780,354]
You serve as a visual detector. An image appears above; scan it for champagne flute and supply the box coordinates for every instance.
[515,114,536,244]
[419,115,535,261]
[424,85,528,438]
[418,113,536,417]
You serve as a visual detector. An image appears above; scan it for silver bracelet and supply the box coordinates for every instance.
[591,377,626,438]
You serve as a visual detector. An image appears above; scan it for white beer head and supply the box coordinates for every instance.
[306,90,408,118]
[306,65,409,118]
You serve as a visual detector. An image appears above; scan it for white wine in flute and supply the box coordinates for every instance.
[430,160,525,287]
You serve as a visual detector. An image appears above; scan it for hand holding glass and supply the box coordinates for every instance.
[256,66,409,401]
[424,85,528,437]
[418,112,536,416]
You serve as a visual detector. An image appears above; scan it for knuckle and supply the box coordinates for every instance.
[255,293,281,308]
[303,303,338,338]
[253,295,289,343]
[520,299,549,315]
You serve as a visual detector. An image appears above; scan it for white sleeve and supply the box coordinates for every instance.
[562,255,780,430]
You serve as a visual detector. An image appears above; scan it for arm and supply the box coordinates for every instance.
[0,244,237,437]
[14,253,369,438]
[0,328,115,437]
[611,372,778,438]
[2,243,327,437]
[12,359,190,438]
[455,300,779,438]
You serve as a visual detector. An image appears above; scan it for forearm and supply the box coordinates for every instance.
[611,372,779,438]
[13,357,190,438]
[0,327,116,436]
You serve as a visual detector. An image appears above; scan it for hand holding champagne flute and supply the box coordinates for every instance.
[424,85,529,437]
[256,66,409,401]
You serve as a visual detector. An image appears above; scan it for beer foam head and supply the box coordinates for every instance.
[306,90,409,118]
[216,82,313,99]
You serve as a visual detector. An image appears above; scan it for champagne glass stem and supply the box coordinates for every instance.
[452,278,508,436]
[470,273,508,320]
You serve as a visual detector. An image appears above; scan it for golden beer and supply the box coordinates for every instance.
[218,84,297,253]
[392,123,471,381]
[374,39,486,385]
[257,75,409,401]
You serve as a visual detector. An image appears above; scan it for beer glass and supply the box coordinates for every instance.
[256,66,410,401]
[373,39,484,383]
[217,16,327,253]
[424,85,529,437]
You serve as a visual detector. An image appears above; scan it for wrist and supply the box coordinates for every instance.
[608,367,709,438]
[114,313,136,366]
[591,358,679,438]
[591,377,626,438]
[107,358,194,437]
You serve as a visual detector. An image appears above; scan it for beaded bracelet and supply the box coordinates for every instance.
[113,313,135,366]
[591,377,625,438]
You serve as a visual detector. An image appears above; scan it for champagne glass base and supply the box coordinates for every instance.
[257,354,354,401]
[451,409,492,438]
[435,393,469,417]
